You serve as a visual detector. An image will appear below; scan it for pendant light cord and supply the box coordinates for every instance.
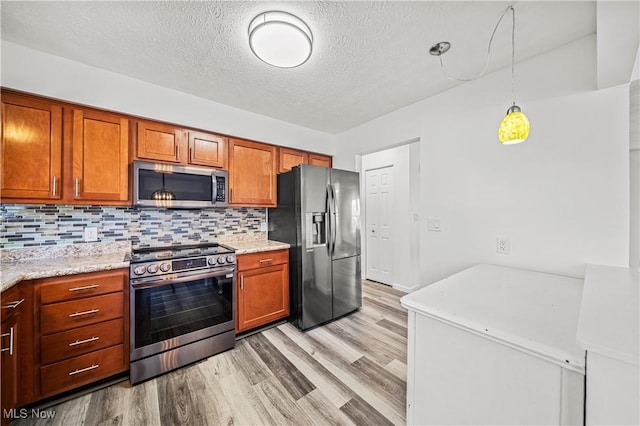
[438,5,516,85]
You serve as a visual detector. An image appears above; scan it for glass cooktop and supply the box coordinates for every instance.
[131,243,234,263]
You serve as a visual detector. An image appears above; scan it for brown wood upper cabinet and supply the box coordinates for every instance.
[71,109,129,202]
[278,147,333,173]
[188,131,227,169]
[136,121,228,169]
[308,153,332,168]
[1,93,63,201]
[1,91,130,205]
[136,120,186,163]
[228,138,277,207]
[278,147,308,173]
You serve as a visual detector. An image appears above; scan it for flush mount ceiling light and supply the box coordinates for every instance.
[430,5,530,145]
[249,11,313,68]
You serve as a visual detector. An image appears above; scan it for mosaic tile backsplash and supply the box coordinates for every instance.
[0,204,266,249]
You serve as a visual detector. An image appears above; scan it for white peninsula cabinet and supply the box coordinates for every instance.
[577,265,639,425]
[401,264,585,425]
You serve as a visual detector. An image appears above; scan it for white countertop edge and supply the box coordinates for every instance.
[402,299,586,373]
[576,264,639,365]
[576,337,639,366]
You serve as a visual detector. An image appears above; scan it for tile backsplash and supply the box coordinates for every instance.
[0,204,266,249]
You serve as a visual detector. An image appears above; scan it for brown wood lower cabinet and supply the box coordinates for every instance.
[236,249,289,333]
[1,281,33,424]
[34,269,129,400]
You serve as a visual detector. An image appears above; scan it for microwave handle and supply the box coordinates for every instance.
[212,174,218,203]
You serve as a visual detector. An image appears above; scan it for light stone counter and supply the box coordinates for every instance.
[1,241,130,293]
[222,240,290,255]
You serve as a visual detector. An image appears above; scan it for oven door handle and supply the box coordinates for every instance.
[130,268,235,289]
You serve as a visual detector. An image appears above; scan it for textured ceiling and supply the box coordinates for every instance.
[1,1,596,134]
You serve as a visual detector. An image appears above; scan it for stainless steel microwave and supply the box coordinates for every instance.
[133,161,228,209]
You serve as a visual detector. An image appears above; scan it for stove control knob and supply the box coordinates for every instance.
[208,257,216,265]
[147,264,159,274]
[217,256,225,264]
[226,255,235,264]
[133,266,146,276]
[159,263,170,272]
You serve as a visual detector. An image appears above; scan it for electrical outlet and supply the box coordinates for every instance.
[427,217,442,232]
[260,222,268,232]
[84,227,98,242]
[496,235,511,254]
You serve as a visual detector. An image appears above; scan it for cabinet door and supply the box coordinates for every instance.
[188,131,227,169]
[72,109,129,202]
[308,153,332,168]
[1,93,62,200]
[228,138,277,206]
[278,147,308,173]
[237,263,289,332]
[1,315,19,415]
[136,120,186,163]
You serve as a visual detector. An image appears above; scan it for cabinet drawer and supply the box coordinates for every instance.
[237,249,288,271]
[40,271,124,304]
[40,344,124,397]
[40,293,123,335]
[40,318,124,365]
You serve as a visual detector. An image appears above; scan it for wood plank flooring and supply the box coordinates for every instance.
[16,280,407,426]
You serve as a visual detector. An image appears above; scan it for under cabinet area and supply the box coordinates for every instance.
[34,269,129,399]
[236,249,290,333]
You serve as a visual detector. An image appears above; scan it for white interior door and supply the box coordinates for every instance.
[365,166,393,284]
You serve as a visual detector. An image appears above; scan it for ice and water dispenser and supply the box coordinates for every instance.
[306,212,327,248]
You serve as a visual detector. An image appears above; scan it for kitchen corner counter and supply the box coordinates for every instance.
[1,241,130,293]
[223,240,290,255]
[577,264,639,365]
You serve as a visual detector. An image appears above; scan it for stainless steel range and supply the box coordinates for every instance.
[129,243,236,384]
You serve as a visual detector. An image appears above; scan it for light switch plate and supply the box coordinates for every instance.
[260,222,268,232]
[84,227,98,242]
[427,217,442,232]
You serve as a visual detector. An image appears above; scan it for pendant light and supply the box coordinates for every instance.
[429,6,530,145]
[497,7,530,144]
[249,11,313,68]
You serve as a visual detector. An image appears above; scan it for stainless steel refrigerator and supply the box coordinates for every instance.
[269,164,361,330]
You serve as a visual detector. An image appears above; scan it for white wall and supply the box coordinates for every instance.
[335,35,630,284]
[0,41,335,155]
[360,142,420,291]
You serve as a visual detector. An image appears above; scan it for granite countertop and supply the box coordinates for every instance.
[222,239,290,255]
[1,241,131,293]
[576,264,639,365]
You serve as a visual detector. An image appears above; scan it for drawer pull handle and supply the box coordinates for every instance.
[68,364,99,376]
[1,327,14,355]
[259,258,273,263]
[68,284,99,292]
[240,275,244,290]
[68,336,99,347]
[69,308,99,318]
[2,298,24,309]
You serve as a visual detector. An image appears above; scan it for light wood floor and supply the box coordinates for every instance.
[17,280,407,426]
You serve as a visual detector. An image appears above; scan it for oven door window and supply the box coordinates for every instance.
[133,275,233,350]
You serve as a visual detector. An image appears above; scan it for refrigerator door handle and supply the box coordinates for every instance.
[329,184,337,256]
